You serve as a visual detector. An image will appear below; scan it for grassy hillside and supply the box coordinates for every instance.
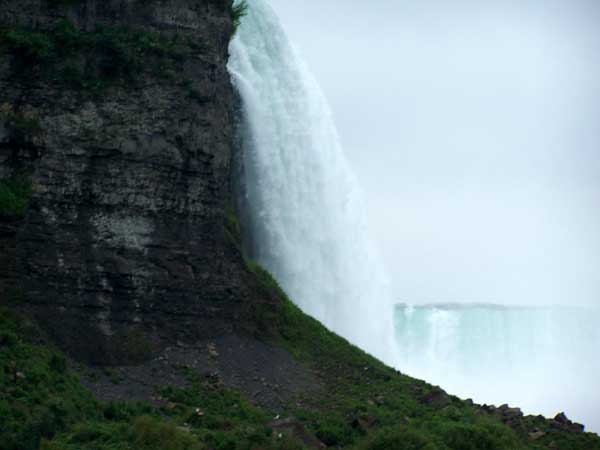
[2,266,600,450]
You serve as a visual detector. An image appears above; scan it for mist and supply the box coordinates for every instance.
[269,0,600,308]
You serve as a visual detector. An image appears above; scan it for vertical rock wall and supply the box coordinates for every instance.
[0,0,263,364]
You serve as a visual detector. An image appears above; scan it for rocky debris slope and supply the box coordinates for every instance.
[80,334,322,412]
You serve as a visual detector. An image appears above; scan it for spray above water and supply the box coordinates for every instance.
[227,0,396,362]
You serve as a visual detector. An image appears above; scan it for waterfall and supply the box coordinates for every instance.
[394,304,600,432]
[227,0,396,362]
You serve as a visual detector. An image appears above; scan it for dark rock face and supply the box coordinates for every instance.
[0,0,265,364]
[551,412,585,433]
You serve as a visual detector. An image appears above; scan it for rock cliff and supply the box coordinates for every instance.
[0,0,265,365]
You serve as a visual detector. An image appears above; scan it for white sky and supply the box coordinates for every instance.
[269,0,600,306]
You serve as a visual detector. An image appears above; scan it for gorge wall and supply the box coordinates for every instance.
[0,0,267,365]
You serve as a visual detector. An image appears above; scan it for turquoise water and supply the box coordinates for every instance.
[228,0,396,363]
[394,304,600,432]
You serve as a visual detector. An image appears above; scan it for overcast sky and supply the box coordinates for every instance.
[269,0,600,307]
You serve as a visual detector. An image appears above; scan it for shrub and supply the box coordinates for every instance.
[102,401,153,422]
[0,176,32,218]
[357,427,437,450]
[315,416,354,446]
[0,309,100,450]
[2,29,54,62]
[232,1,249,36]
[436,422,520,450]
[0,21,195,89]
[0,329,18,347]
[131,416,206,450]
[49,354,68,374]
[41,418,207,450]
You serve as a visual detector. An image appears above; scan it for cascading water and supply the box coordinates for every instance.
[226,0,600,433]
[227,0,396,362]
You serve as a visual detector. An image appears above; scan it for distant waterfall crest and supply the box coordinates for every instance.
[228,0,396,361]
[394,304,600,432]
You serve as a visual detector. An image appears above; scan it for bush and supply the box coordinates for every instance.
[315,416,354,446]
[41,418,207,450]
[2,29,54,62]
[0,308,100,450]
[0,176,32,217]
[437,422,520,450]
[0,21,195,89]
[232,1,249,36]
[0,329,18,347]
[131,416,206,450]
[357,427,437,450]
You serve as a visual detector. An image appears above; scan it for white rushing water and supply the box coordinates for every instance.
[395,304,600,432]
[227,0,396,362]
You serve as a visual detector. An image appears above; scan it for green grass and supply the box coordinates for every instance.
[0,308,100,450]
